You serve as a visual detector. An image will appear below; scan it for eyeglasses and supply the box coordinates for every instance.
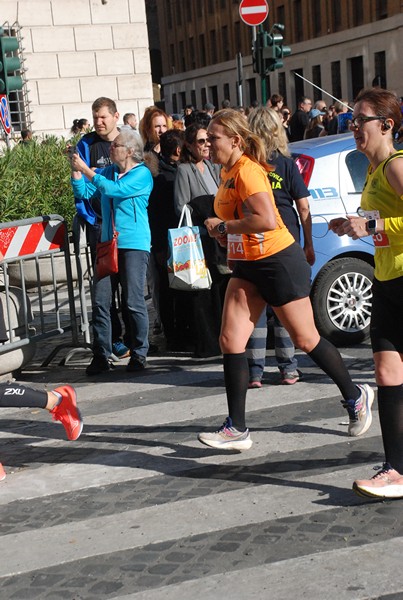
[351,116,385,128]
[196,138,208,145]
[111,142,126,148]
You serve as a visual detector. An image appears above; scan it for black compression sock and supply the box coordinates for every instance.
[378,385,403,473]
[223,352,249,430]
[308,337,359,401]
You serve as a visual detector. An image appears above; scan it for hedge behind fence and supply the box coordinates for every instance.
[0,137,76,226]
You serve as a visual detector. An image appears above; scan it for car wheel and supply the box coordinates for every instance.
[310,257,374,346]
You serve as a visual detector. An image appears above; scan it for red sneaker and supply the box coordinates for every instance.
[51,385,83,441]
[0,463,6,482]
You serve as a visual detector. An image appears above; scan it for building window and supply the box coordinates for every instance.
[223,82,230,102]
[185,2,192,22]
[210,30,217,64]
[167,0,172,29]
[201,87,207,108]
[234,21,241,50]
[191,89,197,108]
[373,51,387,89]
[222,26,230,61]
[294,0,303,42]
[179,41,186,71]
[169,44,175,74]
[177,5,182,26]
[199,34,206,67]
[209,85,218,109]
[220,0,227,8]
[349,56,364,100]
[208,0,214,12]
[331,0,342,31]
[189,38,196,70]
[278,72,286,106]
[311,0,321,36]
[179,91,186,110]
[312,65,322,102]
[277,5,285,25]
[353,0,363,26]
[172,93,177,113]
[376,0,388,19]
[331,61,341,100]
[247,78,257,106]
[197,2,203,18]
[293,68,304,104]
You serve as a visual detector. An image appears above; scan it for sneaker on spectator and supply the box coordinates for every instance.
[112,341,130,359]
[86,356,115,376]
[0,463,6,482]
[281,370,301,385]
[342,383,374,437]
[126,356,147,372]
[353,463,403,499]
[198,417,252,451]
[248,380,262,389]
[50,385,83,441]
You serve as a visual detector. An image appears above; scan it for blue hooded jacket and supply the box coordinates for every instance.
[71,162,153,251]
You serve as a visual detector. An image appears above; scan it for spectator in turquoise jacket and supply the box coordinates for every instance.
[71,130,154,375]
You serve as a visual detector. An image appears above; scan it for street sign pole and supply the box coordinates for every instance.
[236,52,243,107]
[239,0,269,106]
[258,25,267,106]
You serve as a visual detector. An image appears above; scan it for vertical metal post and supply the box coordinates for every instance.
[259,25,267,105]
[236,52,243,107]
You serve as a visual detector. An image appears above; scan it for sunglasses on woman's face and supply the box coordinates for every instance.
[196,138,207,145]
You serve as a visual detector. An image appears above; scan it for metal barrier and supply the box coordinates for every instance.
[0,214,93,369]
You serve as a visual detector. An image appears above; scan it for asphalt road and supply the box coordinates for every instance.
[1,337,403,600]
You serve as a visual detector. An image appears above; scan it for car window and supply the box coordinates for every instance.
[345,151,369,193]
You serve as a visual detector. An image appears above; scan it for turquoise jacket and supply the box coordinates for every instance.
[71,163,153,251]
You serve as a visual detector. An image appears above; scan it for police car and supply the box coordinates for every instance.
[290,133,380,346]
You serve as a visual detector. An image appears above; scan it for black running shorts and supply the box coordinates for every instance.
[231,242,311,307]
[370,276,403,354]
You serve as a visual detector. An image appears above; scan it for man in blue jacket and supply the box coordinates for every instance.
[74,96,120,252]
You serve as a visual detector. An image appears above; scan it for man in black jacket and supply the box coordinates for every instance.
[289,96,312,141]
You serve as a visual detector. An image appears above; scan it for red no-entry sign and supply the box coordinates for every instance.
[239,0,269,26]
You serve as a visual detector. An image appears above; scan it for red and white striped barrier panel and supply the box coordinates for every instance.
[0,219,66,260]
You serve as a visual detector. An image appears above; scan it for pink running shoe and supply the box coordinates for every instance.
[50,385,83,441]
[248,380,262,389]
[0,463,6,482]
[353,463,403,499]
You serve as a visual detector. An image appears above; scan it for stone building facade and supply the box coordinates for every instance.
[1,0,153,136]
[156,0,403,113]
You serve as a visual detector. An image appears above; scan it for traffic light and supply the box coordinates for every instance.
[0,28,23,95]
[261,24,291,74]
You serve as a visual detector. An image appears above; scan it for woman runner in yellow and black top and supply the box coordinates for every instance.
[198,108,373,451]
[330,88,403,499]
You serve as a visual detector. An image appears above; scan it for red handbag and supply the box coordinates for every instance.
[95,200,119,279]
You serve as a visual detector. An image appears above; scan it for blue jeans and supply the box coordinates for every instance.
[92,249,150,360]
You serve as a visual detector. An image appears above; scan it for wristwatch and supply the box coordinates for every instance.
[365,219,377,235]
[217,221,227,235]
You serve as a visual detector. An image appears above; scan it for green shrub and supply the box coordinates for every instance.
[0,136,76,226]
